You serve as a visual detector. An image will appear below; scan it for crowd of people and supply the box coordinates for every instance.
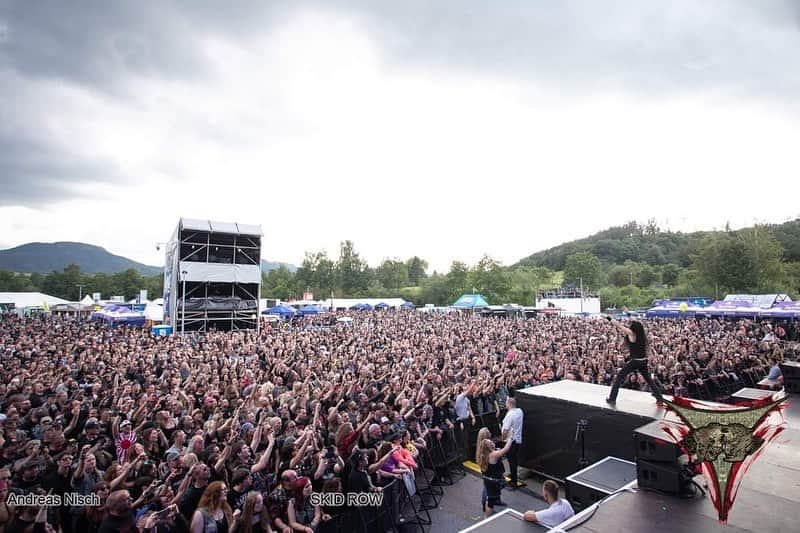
[0,310,795,532]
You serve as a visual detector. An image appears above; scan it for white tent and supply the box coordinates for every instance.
[80,295,94,306]
[0,292,69,311]
[144,301,164,322]
[327,298,409,310]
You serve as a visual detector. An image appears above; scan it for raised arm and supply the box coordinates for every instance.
[488,438,513,463]
[607,315,635,342]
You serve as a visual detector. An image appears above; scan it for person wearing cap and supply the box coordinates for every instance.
[379,416,396,441]
[160,450,183,481]
[13,440,44,476]
[363,423,383,450]
[114,418,137,464]
[80,419,102,449]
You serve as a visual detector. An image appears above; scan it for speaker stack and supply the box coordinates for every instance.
[780,360,800,394]
[634,420,692,495]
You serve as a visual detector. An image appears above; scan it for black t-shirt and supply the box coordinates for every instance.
[227,488,248,511]
[5,516,46,533]
[347,468,372,493]
[14,475,43,495]
[179,484,205,520]
[42,469,71,496]
[98,512,137,533]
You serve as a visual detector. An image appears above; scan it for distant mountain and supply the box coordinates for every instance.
[0,242,161,275]
[0,242,297,276]
[261,260,297,273]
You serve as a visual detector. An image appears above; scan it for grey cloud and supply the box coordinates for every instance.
[1,1,799,208]
[0,134,125,207]
[0,1,292,94]
[327,0,800,103]
[3,1,796,100]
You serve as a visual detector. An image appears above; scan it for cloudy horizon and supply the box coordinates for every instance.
[2,1,799,272]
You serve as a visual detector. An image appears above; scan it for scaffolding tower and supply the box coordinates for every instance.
[163,218,262,333]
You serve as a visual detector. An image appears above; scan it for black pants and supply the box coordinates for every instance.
[457,418,472,460]
[608,358,663,402]
[507,441,519,485]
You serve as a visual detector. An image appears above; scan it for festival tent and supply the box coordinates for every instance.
[452,294,489,309]
[263,304,296,317]
[760,301,800,319]
[297,305,322,315]
[374,302,390,309]
[645,300,704,318]
[400,301,415,309]
[144,301,164,322]
[723,294,792,308]
[0,292,69,314]
[350,303,372,311]
[90,304,146,326]
[700,300,760,318]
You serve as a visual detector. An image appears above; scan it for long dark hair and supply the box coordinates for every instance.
[628,320,648,353]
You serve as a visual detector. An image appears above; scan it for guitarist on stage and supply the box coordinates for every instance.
[605,312,664,405]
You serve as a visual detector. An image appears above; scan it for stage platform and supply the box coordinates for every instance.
[515,381,672,480]
[515,380,800,533]
[560,484,800,533]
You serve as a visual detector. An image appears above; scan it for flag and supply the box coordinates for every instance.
[116,430,138,463]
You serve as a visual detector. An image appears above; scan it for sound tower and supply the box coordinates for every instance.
[163,219,262,333]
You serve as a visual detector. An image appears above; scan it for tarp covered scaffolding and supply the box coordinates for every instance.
[164,218,263,332]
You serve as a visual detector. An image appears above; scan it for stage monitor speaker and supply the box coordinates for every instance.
[633,420,682,464]
[780,361,800,380]
[636,459,687,494]
[784,379,800,394]
[565,457,636,512]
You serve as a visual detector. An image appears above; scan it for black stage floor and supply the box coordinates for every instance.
[517,381,800,533]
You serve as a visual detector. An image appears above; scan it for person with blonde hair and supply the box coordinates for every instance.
[190,481,235,533]
[235,491,273,533]
[474,427,492,512]
[478,436,513,516]
[182,452,199,470]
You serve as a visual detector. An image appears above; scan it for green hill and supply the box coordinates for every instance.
[0,242,161,275]
[514,219,800,271]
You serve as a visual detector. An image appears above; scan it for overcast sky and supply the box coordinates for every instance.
[1,1,799,272]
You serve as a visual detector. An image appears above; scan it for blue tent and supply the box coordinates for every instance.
[400,301,415,309]
[263,304,296,317]
[374,302,390,309]
[349,303,373,311]
[452,294,489,309]
[298,305,322,315]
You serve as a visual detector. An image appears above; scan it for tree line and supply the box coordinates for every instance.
[2,221,798,308]
[0,264,163,302]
